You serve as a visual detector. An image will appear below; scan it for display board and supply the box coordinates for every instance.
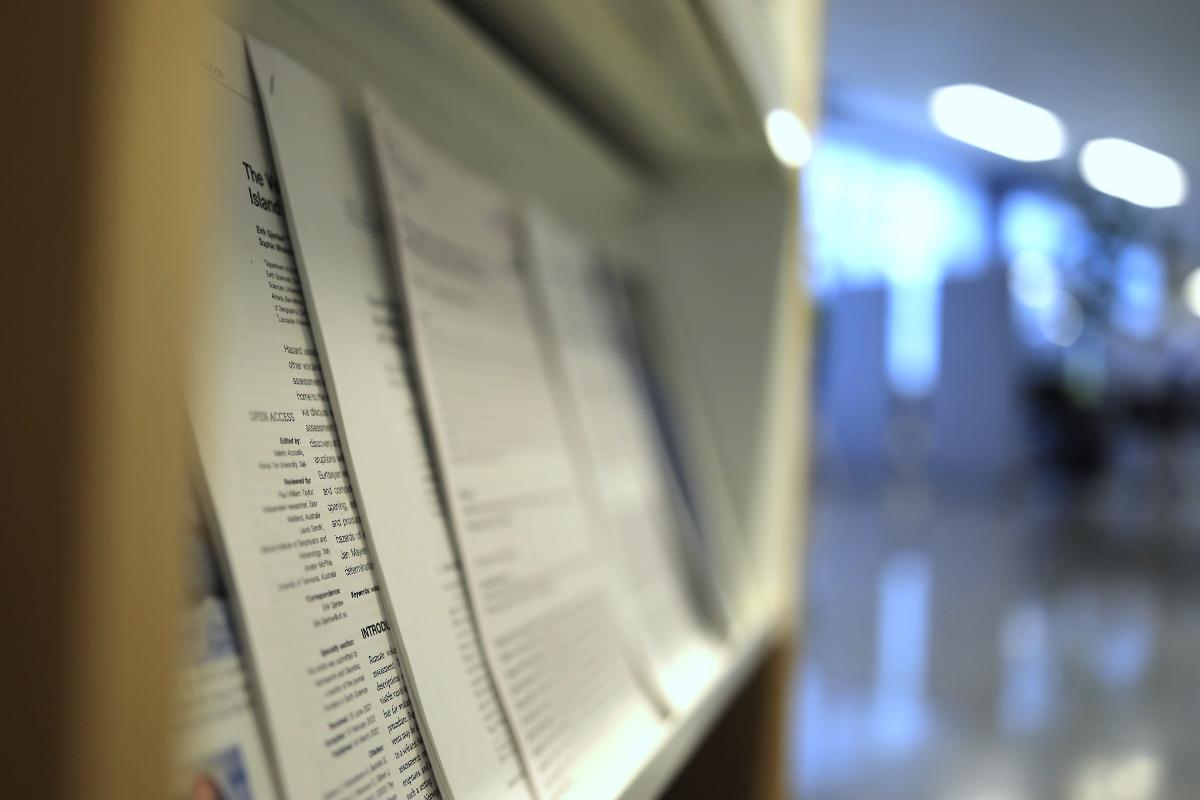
[6,0,815,797]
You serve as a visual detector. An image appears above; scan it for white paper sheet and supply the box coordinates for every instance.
[522,211,727,714]
[365,91,665,800]
[244,38,533,800]
[190,22,439,800]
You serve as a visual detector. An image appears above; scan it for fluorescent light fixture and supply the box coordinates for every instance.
[1079,138,1188,208]
[1184,268,1200,317]
[929,84,1066,161]
[765,109,813,169]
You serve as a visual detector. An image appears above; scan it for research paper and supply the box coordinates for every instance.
[366,91,664,800]
[523,211,726,714]
[246,38,532,800]
[190,22,439,800]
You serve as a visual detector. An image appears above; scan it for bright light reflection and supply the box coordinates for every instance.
[1009,251,1059,309]
[998,190,1089,266]
[886,279,941,399]
[803,136,988,294]
[1071,753,1163,800]
[1080,138,1188,208]
[871,552,931,752]
[765,108,813,169]
[1112,244,1164,339]
[1038,293,1083,348]
[998,601,1055,734]
[1183,268,1200,317]
[929,84,1066,162]
[1110,754,1162,799]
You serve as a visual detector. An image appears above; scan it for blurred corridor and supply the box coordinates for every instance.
[796,469,1200,799]
[792,0,1200,797]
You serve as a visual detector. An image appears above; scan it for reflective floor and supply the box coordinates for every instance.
[792,433,1200,799]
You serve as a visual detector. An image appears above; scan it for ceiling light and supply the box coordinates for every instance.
[765,109,813,169]
[929,84,1066,162]
[1079,138,1188,208]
